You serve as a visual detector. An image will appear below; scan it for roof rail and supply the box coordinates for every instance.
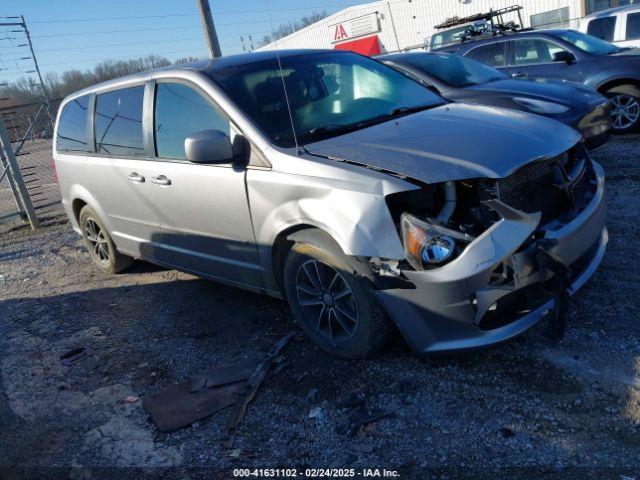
[434,5,523,31]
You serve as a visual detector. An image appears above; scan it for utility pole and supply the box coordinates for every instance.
[0,16,54,129]
[0,117,39,229]
[21,15,54,128]
[194,0,222,58]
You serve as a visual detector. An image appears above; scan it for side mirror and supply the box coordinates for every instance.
[552,51,576,64]
[185,129,234,164]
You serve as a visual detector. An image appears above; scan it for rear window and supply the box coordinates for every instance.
[400,53,506,87]
[466,43,507,67]
[587,16,616,42]
[56,95,90,153]
[94,86,145,157]
[627,13,640,40]
[430,26,469,50]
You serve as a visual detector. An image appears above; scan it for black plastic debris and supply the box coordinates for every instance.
[142,358,259,433]
[59,347,90,366]
[189,358,259,393]
[222,332,295,448]
[143,332,295,435]
[535,239,572,342]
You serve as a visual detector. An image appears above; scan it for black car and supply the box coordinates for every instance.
[379,51,611,150]
[435,29,640,133]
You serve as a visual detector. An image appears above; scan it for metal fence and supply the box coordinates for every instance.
[0,100,61,226]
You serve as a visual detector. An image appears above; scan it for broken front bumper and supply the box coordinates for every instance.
[375,162,607,356]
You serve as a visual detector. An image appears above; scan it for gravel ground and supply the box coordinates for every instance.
[1,136,639,480]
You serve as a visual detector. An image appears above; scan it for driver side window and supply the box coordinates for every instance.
[513,39,567,65]
[154,82,230,160]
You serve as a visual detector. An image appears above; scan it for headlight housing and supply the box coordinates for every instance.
[512,97,570,114]
[401,213,474,270]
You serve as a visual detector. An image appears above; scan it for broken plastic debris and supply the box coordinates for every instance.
[59,347,90,366]
[308,407,323,419]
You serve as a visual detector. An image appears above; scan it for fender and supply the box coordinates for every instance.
[246,162,414,293]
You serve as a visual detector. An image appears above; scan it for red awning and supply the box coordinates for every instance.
[333,35,381,56]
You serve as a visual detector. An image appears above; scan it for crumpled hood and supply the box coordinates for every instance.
[305,103,581,183]
[467,78,606,107]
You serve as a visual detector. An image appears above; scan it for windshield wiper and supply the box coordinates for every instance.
[309,123,361,136]
[308,104,440,139]
[388,103,440,117]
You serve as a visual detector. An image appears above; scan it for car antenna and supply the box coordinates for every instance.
[264,0,301,155]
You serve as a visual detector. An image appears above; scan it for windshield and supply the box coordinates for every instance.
[430,26,469,50]
[399,53,507,87]
[211,51,444,147]
[556,30,620,55]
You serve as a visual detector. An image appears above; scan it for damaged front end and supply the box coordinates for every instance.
[373,142,607,355]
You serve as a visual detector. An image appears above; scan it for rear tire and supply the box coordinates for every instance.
[605,84,640,133]
[282,229,394,359]
[79,205,133,274]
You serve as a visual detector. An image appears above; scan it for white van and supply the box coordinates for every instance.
[579,4,640,49]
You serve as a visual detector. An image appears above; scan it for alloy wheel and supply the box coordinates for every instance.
[295,259,359,341]
[611,94,640,130]
[84,218,110,264]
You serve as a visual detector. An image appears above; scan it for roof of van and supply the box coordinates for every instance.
[61,49,341,101]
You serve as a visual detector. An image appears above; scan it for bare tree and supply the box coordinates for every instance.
[259,10,328,46]
[0,54,173,105]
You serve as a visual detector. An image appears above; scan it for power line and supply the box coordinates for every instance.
[23,18,292,39]
[7,6,346,40]
[24,4,354,23]
[0,29,270,52]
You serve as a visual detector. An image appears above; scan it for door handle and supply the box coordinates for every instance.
[511,71,527,78]
[150,175,171,186]
[128,172,145,183]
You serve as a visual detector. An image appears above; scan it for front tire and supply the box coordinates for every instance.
[605,84,640,133]
[79,205,133,274]
[282,229,394,359]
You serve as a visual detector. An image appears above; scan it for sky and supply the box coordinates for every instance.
[0,0,364,83]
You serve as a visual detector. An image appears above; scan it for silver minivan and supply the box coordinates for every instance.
[54,50,607,358]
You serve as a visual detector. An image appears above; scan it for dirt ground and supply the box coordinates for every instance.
[1,136,639,480]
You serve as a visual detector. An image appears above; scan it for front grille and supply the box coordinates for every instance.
[494,144,596,225]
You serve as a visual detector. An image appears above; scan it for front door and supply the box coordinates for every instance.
[506,38,582,82]
[145,80,263,287]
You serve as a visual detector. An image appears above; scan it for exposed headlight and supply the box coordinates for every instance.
[513,97,570,114]
[401,213,474,270]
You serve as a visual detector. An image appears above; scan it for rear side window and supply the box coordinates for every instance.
[466,43,507,67]
[627,13,640,40]
[512,39,566,65]
[94,86,145,156]
[587,16,616,42]
[154,82,230,160]
[56,95,90,153]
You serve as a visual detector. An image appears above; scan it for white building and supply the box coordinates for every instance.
[259,0,636,55]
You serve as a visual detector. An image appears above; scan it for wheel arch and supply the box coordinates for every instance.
[71,198,87,224]
[596,77,640,94]
[67,184,113,234]
[269,223,345,294]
